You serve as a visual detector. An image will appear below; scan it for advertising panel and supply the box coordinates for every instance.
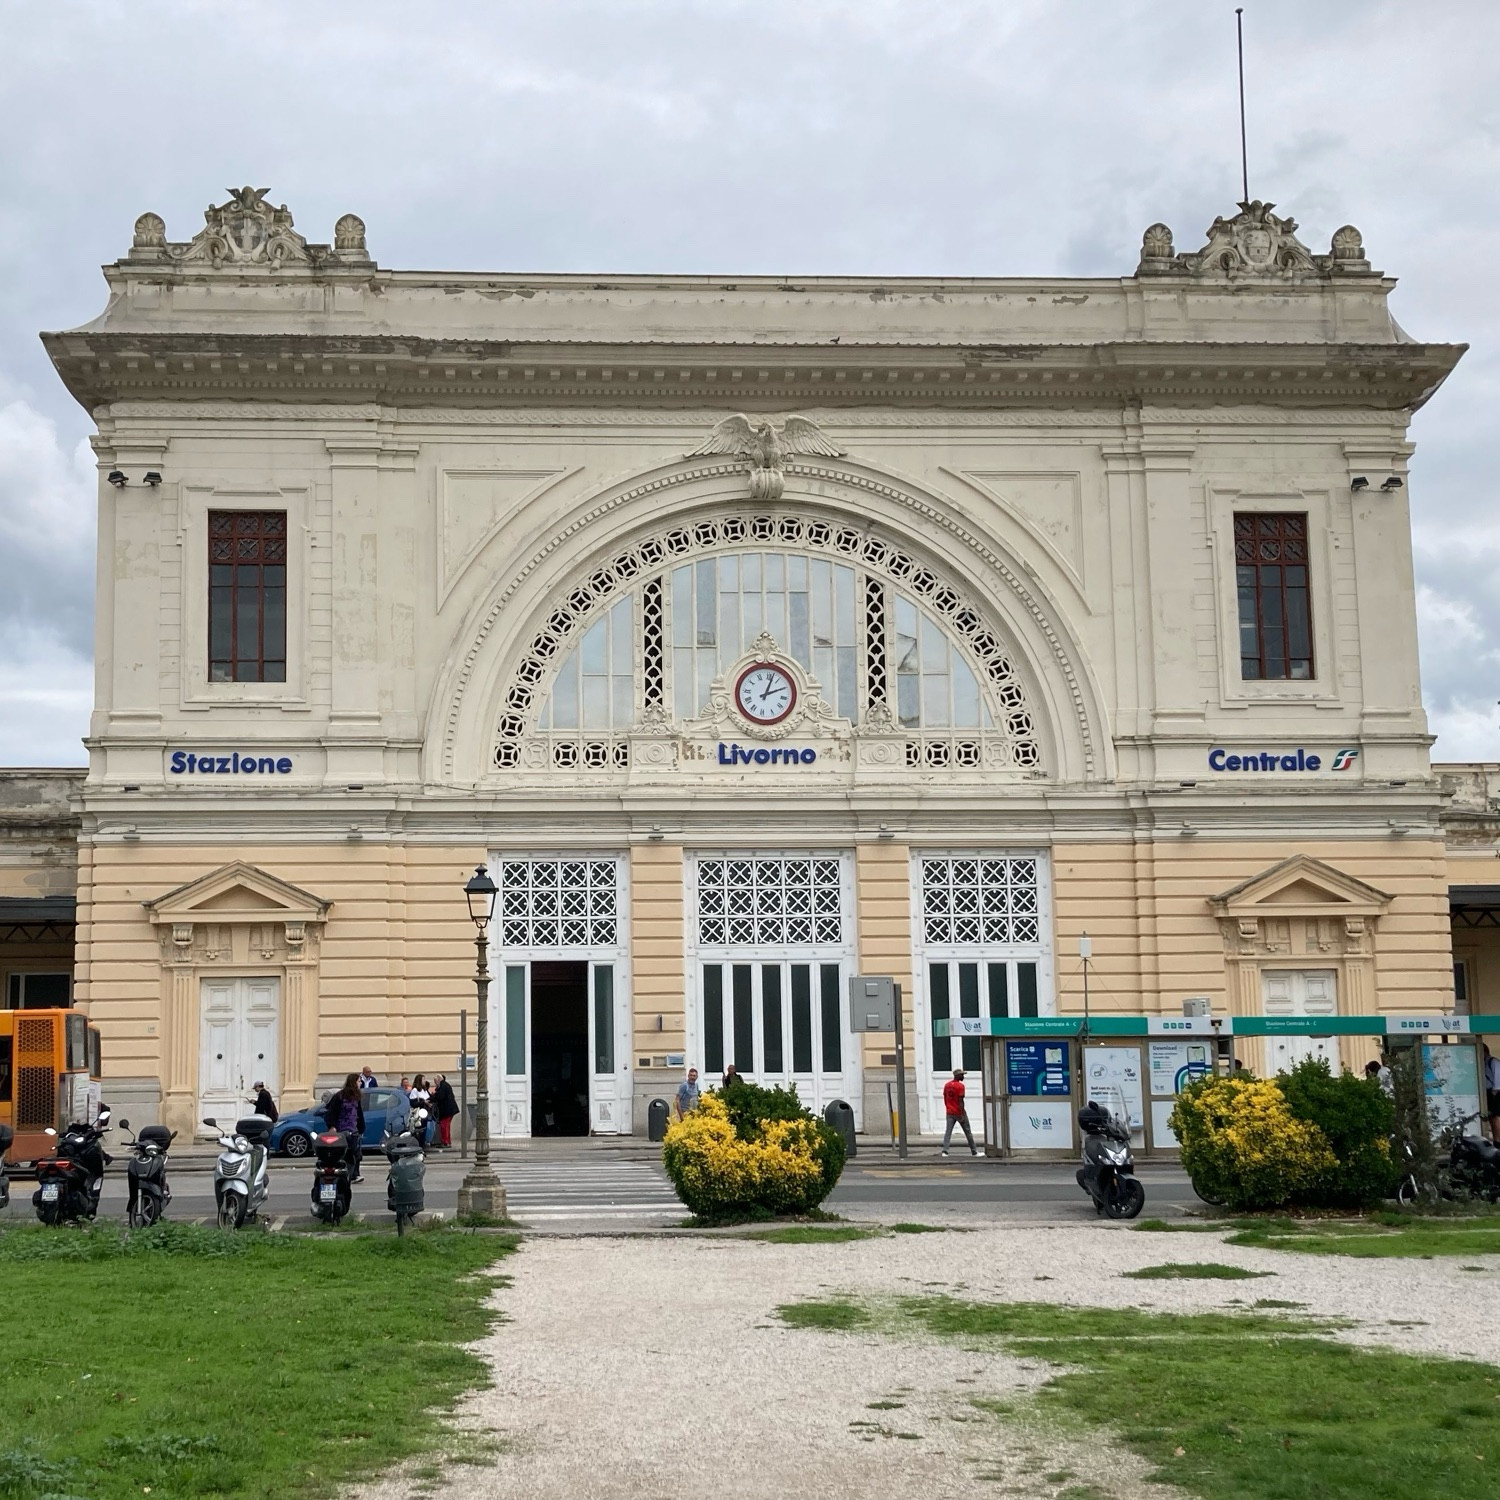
[1005,1041,1071,1097]
[1083,1045,1144,1141]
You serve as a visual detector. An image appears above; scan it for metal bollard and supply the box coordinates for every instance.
[647,1098,671,1142]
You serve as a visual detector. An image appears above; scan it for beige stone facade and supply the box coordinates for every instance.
[31,187,1479,1136]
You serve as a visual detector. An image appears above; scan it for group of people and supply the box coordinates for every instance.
[314,1067,463,1184]
[672,1063,749,1119]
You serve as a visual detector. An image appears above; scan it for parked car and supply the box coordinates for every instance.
[269,1088,405,1158]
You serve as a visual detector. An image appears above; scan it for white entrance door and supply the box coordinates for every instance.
[1261,969,1338,1075]
[200,977,279,1125]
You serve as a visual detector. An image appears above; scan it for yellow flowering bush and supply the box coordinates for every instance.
[1170,1076,1337,1212]
[662,1090,846,1221]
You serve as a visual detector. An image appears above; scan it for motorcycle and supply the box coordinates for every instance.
[1076,1099,1145,1220]
[0,1122,12,1210]
[205,1114,273,1229]
[385,1105,428,1235]
[1445,1113,1500,1202]
[119,1118,176,1227]
[33,1106,113,1225]
[310,1129,357,1225]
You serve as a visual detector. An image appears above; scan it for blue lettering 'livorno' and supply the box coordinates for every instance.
[169,751,294,774]
[716,743,817,767]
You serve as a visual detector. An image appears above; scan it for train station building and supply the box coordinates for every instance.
[9,185,1492,1140]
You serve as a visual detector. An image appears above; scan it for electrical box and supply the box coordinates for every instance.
[1182,996,1211,1017]
[848,975,896,1032]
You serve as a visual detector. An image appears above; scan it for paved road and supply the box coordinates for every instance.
[1,1143,1199,1229]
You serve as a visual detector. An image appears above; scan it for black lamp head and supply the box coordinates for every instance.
[142,471,162,487]
[1380,476,1404,491]
[464,864,498,928]
[106,470,128,488]
[1350,476,1370,492]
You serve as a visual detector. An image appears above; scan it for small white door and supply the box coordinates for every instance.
[1261,969,1338,1075]
[499,964,530,1138]
[200,977,279,1125]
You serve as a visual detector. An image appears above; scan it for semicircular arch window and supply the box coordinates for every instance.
[504,516,1042,774]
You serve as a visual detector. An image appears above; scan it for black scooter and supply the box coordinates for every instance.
[311,1130,356,1225]
[33,1106,113,1225]
[385,1106,428,1236]
[120,1118,176,1227]
[1076,1100,1145,1220]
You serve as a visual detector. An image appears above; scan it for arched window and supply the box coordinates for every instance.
[507,513,1041,774]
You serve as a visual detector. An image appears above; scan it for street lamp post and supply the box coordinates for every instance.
[456,864,507,1220]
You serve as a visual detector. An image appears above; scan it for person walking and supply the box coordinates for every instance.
[432,1074,459,1148]
[249,1081,278,1123]
[674,1066,701,1120]
[324,1073,367,1182]
[941,1068,978,1157]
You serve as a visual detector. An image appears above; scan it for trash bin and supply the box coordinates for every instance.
[647,1098,671,1142]
[824,1098,857,1158]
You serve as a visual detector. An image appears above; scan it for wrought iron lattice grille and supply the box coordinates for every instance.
[642,576,665,708]
[920,856,1040,946]
[499,859,618,948]
[864,575,888,706]
[696,857,844,948]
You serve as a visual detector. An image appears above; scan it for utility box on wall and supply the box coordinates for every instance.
[849,975,896,1032]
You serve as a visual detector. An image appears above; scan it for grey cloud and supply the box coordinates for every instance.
[0,0,1496,759]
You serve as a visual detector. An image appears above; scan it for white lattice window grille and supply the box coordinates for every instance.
[499,859,619,948]
[696,856,844,948]
[920,856,1041,946]
[493,512,1042,771]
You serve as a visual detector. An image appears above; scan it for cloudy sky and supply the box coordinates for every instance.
[1,0,1495,765]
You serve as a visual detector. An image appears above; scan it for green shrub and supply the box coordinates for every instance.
[661,1087,846,1222]
[1275,1056,1396,1208]
[1169,1075,1336,1212]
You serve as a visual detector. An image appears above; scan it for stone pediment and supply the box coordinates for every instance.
[1209,856,1391,919]
[1136,201,1375,281]
[143,862,331,928]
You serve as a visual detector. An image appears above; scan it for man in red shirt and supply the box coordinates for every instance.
[941,1068,978,1156]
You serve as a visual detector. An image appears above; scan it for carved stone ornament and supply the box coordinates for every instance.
[124,187,375,270]
[686,415,845,501]
[1136,201,1375,280]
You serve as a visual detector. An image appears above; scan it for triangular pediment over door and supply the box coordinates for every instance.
[1209,854,1392,924]
[143,861,331,930]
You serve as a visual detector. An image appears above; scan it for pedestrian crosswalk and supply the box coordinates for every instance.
[494,1151,682,1227]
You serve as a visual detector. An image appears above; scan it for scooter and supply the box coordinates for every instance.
[310,1129,357,1225]
[385,1106,428,1235]
[205,1114,272,1229]
[1076,1100,1145,1220]
[0,1123,12,1210]
[33,1106,113,1225]
[119,1118,176,1227]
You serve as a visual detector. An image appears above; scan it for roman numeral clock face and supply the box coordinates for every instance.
[734,664,796,725]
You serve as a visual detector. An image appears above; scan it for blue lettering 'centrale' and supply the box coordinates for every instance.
[716,743,816,767]
[169,751,294,775]
[1207,747,1330,773]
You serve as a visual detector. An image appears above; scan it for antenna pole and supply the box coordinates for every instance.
[1236,8,1249,202]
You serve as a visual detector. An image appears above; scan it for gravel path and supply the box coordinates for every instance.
[356,1213,1500,1500]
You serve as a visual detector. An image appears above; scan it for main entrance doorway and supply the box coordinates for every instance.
[199,976,279,1125]
[529,961,589,1136]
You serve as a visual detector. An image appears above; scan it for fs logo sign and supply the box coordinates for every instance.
[1330,748,1360,772]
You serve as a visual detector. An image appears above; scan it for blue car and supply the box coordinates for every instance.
[269,1088,406,1158]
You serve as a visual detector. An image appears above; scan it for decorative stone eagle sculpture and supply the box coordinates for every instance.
[687,414,844,500]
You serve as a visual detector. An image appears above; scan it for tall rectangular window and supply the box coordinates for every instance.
[209,511,287,682]
[1235,513,1313,680]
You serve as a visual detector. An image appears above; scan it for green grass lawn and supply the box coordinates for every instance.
[745,1224,875,1244]
[778,1294,1500,1500]
[0,1221,515,1500]
[1227,1215,1500,1259]
[1121,1262,1274,1280]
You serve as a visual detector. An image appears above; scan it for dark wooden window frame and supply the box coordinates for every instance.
[1235,512,1314,680]
[209,511,287,683]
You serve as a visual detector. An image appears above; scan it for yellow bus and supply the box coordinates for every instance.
[0,1009,102,1165]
